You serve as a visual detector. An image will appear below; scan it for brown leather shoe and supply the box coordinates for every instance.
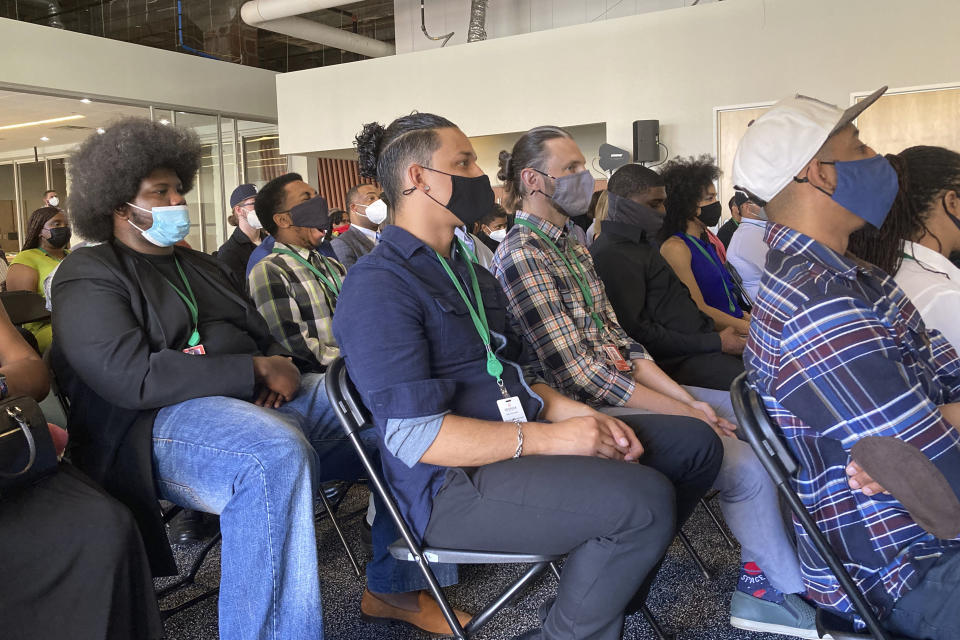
[361,589,472,636]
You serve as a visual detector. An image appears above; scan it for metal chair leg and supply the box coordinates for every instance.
[549,561,562,581]
[699,497,736,549]
[677,530,712,580]
[157,531,222,619]
[318,488,362,578]
[641,604,676,640]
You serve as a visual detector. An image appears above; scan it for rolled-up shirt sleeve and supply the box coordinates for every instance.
[384,412,449,468]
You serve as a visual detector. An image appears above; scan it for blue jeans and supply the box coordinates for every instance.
[152,372,455,640]
[884,549,960,640]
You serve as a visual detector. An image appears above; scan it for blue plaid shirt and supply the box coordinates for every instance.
[744,223,960,621]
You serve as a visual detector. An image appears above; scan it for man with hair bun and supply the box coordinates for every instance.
[50,117,415,640]
[336,112,723,640]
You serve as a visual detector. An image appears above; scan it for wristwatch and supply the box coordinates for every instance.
[0,372,8,400]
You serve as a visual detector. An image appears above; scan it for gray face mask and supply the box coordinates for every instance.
[606,192,666,239]
[534,169,595,217]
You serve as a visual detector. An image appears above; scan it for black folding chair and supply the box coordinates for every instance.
[326,357,677,639]
[156,504,222,620]
[729,373,901,640]
[0,290,50,325]
[325,357,560,638]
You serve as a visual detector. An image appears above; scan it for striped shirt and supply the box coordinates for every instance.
[744,222,960,620]
[248,242,345,371]
[492,210,651,407]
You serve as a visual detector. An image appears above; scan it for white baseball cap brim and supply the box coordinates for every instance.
[732,86,887,203]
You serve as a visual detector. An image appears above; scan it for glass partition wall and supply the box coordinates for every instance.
[0,100,280,254]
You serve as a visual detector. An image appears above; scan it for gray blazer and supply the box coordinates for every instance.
[330,225,376,271]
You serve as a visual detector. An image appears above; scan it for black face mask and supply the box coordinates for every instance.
[416,166,496,227]
[606,193,665,239]
[698,201,722,227]
[45,227,71,248]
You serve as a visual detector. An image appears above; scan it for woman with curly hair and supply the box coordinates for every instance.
[848,146,960,349]
[49,117,370,640]
[6,206,71,350]
[658,155,749,334]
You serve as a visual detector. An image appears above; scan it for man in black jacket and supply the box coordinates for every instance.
[50,118,460,640]
[591,164,745,390]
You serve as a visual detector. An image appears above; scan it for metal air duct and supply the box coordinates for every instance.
[467,0,488,42]
[240,0,395,58]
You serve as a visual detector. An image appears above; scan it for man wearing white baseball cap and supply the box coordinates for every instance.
[738,87,960,639]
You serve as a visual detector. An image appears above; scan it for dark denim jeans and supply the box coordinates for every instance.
[884,549,960,640]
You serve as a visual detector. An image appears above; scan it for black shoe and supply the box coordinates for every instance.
[169,509,219,545]
[360,518,373,555]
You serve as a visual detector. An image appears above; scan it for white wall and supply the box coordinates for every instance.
[394,0,710,54]
[0,17,278,121]
[277,0,960,169]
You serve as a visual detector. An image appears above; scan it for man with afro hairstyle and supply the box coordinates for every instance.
[50,117,376,640]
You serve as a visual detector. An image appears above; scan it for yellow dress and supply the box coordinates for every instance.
[9,248,64,352]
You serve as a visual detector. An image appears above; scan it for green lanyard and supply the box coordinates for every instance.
[434,238,505,386]
[684,233,737,314]
[163,256,200,347]
[514,217,605,332]
[272,247,343,298]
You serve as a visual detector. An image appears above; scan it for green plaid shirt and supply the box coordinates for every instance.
[248,243,345,370]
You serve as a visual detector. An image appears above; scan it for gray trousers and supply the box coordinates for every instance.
[424,414,723,640]
[602,385,806,594]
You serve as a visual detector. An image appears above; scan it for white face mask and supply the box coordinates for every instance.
[47,196,60,208]
[487,228,507,243]
[360,199,388,225]
[246,210,263,230]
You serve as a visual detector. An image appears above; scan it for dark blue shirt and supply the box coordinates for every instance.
[246,235,276,278]
[332,225,544,539]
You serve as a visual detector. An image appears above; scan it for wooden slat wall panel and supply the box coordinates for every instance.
[317,158,377,211]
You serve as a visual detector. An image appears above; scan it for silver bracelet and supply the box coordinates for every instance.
[513,421,524,458]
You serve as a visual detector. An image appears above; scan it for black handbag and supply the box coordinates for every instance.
[0,396,57,493]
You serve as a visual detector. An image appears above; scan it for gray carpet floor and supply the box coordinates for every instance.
[157,485,793,640]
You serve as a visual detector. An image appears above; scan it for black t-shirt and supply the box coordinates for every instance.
[131,248,262,356]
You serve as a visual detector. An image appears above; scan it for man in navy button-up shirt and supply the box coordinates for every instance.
[334,112,722,640]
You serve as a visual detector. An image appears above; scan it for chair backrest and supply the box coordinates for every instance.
[730,372,895,640]
[0,291,50,325]
[325,357,373,439]
[729,372,798,487]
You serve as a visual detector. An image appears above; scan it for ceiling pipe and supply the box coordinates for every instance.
[467,0,488,42]
[240,0,395,58]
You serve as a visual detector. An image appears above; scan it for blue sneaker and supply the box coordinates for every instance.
[730,590,830,639]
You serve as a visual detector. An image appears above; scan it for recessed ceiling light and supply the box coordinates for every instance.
[40,136,50,141]
[0,114,85,131]
[96,127,105,134]
[80,98,92,104]
[159,119,170,125]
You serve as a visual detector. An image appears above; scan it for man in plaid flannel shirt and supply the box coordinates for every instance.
[493,125,820,638]
[736,87,960,640]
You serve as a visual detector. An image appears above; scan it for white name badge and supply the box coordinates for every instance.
[497,396,528,423]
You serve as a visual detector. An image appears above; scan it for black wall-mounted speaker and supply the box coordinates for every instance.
[633,119,660,163]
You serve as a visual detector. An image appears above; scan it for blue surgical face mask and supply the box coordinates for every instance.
[800,155,899,229]
[126,202,192,247]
